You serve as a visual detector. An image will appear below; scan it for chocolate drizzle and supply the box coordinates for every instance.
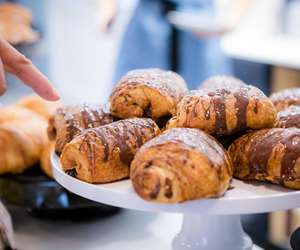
[77,118,159,168]
[210,90,228,135]
[164,178,173,198]
[242,129,300,181]
[54,104,113,153]
[233,88,249,131]
[149,180,161,199]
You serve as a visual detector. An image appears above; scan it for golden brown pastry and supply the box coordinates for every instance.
[48,104,113,154]
[0,3,38,44]
[276,105,300,128]
[199,75,246,89]
[16,94,60,120]
[109,68,188,120]
[0,106,48,174]
[270,88,300,112]
[40,141,55,178]
[228,128,300,189]
[168,77,276,136]
[131,128,232,203]
[60,118,160,183]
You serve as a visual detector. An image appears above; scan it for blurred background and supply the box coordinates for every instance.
[1,0,300,249]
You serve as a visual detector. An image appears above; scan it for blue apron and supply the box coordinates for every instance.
[113,0,232,89]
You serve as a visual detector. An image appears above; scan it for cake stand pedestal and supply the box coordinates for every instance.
[52,154,300,250]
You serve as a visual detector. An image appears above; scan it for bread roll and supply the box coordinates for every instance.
[48,104,113,154]
[109,69,188,120]
[270,88,300,112]
[276,105,300,128]
[131,128,232,203]
[60,118,160,183]
[0,106,47,174]
[168,77,276,136]
[228,128,300,189]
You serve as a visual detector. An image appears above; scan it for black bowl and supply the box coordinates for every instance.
[0,166,120,220]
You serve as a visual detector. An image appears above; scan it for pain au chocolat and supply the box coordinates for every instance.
[228,128,300,189]
[48,104,113,154]
[270,88,300,112]
[167,76,276,136]
[276,105,300,129]
[109,69,188,121]
[60,118,160,183]
[131,128,232,203]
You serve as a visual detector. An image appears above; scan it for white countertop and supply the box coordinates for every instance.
[9,208,263,250]
[222,34,300,69]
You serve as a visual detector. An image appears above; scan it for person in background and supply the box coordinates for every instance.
[99,0,252,89]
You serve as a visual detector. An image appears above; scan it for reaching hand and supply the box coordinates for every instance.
[0,36,59,101]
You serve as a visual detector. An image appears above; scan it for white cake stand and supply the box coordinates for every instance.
[51,154,300,250]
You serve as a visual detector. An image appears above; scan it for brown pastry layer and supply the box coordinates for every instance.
[228,128,300,189]
[276,105,300,128]
[131,128,232,203]
[60,118,160,183]
[270,88,300,111]
[168,77,276,136]
[48,104,113,154]
[109,68,188,120]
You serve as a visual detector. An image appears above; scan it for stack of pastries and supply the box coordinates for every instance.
[0,95,60,175]
[48,68,300,204]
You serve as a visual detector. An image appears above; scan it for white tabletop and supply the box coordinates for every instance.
[10,208,263,250]
[222,34,300,70]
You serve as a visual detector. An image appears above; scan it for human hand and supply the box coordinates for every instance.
[0,36,59,101]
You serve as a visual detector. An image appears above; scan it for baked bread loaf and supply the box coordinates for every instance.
[109,69,188,120]
[60,118,160,183]
[0,106,48,174]
[270,88,300,112]
[131,128,232,203]
[228,128,300,189]
[168,77,276,136]
[16,94,60,120]
[276,105,300,128]
[48,104,113,154]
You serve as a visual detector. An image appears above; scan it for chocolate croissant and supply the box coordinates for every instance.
[48,104,113,154]
[131,128,232,203]
[270,88,300,111]
[228,128,300,189]
[276,105,300,128]
[60,118,160,183]
[109,69,188,120]
[168,77,276,136]
[0,106,48,174]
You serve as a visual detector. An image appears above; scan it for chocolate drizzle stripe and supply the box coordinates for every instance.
[233,91,249,131]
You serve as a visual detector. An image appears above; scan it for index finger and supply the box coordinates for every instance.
[0,37,59,101]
